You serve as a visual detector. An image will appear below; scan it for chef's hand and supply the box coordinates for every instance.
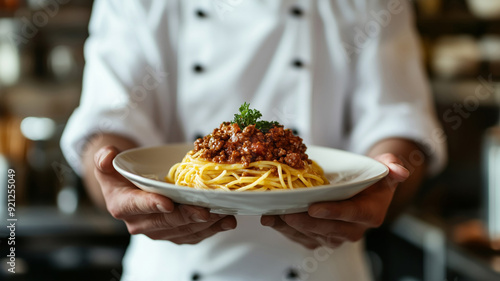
[94,146,236,244]
[260,153,410,249]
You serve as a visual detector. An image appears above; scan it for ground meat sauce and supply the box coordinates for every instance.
[193,122,311,169]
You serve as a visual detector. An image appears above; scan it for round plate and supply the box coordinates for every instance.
[113,143,389,215]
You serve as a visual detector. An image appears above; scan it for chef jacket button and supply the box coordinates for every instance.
[290,6,304,17]
[285,268,300,279]
[191,272,201,280]
[292,59,304,69]
[194,134,204,141]
[292,128,299,136]
[195,9,208,18]
[193,64,205,73]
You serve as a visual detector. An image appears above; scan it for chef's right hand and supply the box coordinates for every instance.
[94,146,237,244]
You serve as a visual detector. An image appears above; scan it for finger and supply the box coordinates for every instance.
[307,153,410,227]
[102,186,175,219]
[178,204,216,223]
[167,216,238,245]
[266,216,347,249]
[125,206,223,232]
[308,197,388,228]
[313,235,344,249]
[140,215,236,240]
[263,216,320,249]
[386,163,410,184]
[375,153,410,185]
[281,213,366,243]
[93,145,136,194]
[94,146,120,174]
[93,146,176,217]
[260,215,276,227]
[94,146,135,193]
[131,218,219,238]
[374,153,404,166]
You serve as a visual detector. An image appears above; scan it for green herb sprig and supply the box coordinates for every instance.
[231,102,279,132]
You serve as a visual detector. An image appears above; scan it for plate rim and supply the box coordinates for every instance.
[112,143,390,195]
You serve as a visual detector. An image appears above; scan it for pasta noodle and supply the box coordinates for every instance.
[165,103,330,191]
[166,150,329,191]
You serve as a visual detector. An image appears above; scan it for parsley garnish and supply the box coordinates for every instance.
[231,102,279,132]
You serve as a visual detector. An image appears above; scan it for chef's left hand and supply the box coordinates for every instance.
[260,153,410,249]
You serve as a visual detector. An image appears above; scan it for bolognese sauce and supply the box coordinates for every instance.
[193,122,311,169]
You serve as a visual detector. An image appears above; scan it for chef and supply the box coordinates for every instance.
[61,0,446,280]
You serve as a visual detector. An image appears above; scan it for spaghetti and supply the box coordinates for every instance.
[165,103,329,191]
[166,150,328,191]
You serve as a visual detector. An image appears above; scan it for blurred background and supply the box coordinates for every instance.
[0,0,500,280]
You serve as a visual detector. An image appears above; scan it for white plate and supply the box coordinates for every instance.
[113,144,389,215]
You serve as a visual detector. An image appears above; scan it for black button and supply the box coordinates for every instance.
[191,272,201,280]
[290,6,303,17]
[194,134,204,141]
[196,9,207,18]
[193,64,205,73]
[292,59,304,68]
[292,128,299,136]
[286,268,300,279]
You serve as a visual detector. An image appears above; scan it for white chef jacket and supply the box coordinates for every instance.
[61,0,447,280]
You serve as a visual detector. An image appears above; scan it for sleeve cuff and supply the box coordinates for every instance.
[60,107,164,176]
[347,105,447,177]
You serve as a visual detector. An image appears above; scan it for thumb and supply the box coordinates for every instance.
[94,145,120,174]
[94,145,134,196]
[374,153,410,189]
[387,162,410,183]
[381,162,410,193]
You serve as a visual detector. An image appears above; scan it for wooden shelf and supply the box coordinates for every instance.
[0,9,17,18]
[414,1,500,37]
[432,79,500,106]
